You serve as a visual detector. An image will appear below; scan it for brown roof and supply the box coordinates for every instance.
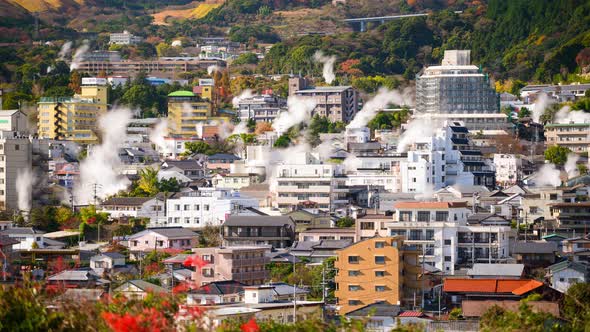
[462,300,559,317]
[358,214,389,220]
[300,228,356,233]
[443,279,543,295]
[394,201,469,209]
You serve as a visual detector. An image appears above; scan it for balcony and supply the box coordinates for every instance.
[232,270,268,281]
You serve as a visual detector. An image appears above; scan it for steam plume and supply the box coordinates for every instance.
[532,93,553,123]
[58,41,72,60]
[272,95,317,135]
[70,40,90,71]
[535,163,562,187]
[149,119,168,154]
[348,87,413,129]
[171,40,182,47]
[313,51,336,84]
[397,117,438,152]
[232,89,254,108]
[74,108,133,204]
[207,65,220,75]
[16,167,34,213]
[564,153,580,178]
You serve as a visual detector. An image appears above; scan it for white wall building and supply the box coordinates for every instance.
[272,152,348,211]
[386,201,511,275]
[0,131,32,211]
[493,154,523,185]
[158,188,259,228]
[109,31,142,45]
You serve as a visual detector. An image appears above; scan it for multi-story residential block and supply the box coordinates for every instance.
[400,121,496,193]
[167,91,212,137]
[76,59,224,77]
[193,79,214,100]
[493,154,524,185]
[520,187,577,224]
[334,236,421,315]
[109,31,142,45]
[387,201,511,274]
[158,189,259,228]
[548,202,590,233]
[222,216,295,248]
[190,246,270,286]
[0,132,32,211]
[273,151,348,211]
[290,77,359,123]
[544,123,590,154]
[157,137,195,159]
[37,78,108,143]
[416,50,499,116]
[236,94,286,123]
[521,82,590,103]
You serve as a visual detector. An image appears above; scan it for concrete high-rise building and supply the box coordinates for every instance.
[166,90,212,137]
[415,50,505,131]
[37,78,108,144]
[0,131,32,211]
[236,94,286,123]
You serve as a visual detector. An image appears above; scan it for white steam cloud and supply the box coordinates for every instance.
[149,119,168,154]
[16,168,34,213]
[58,41,72,61]
[565,153,580,179]
[534,163,562,187]
[554,106,590,124]
[171,40,182,47]
[74,108,133,204]
[232,89,254,108]
[272,95,317,135]
[207,65,220,75]
[348,88,413,129]
[397,117,439,152]
[313,51,336,84]
[70,40,90,71]
[532,93,553,123]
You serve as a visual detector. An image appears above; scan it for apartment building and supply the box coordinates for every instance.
[158,189,259,228]
[493,154,524,185]
[236,94,286,123]
[166,90,212,137]
[193,79,214,100]
[109,31,142,45]
[0,110,28,132]
[222,216,295,248]
[545,123,590,153]
[548,202,590,233]
[386,201,511,274]
[416,50,499,115]
[334,236,421,315]
[521,82,590,103]
[0,132,32,211]
[37,77,108,143]
[75,59,224,77]
[190,246,269,286]
[289,77,359,123]
[400,121,496,193]
[273,152,348,211]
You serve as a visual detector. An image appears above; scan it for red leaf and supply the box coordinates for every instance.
[241,318,260,332]
[183,255,208,269]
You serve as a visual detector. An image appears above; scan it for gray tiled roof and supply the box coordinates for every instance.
[513,241,558,254]
[130,227,198,240]
[467,264,524,277]
[116,280,167,293]
[101,197,155,206]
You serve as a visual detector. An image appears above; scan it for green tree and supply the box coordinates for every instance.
[518,107,531,119]
[184,141,212,155]
[562,282,590,330]
[232,52,259,66]
[544,145,572,165]
[158,177,181,193]
[273,134,291,148]
[137,167,160,196]
[336,217,355,228]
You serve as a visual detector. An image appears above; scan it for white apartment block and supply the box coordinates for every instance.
[273,152,348,211]
[109,31,142,45]
[399,122,495,193]
[158,188,259,228]
[386,201,510,275]
[0,131,32,211]
[236,94,286,123]
[344,155,404,192]
[493,154,523,185]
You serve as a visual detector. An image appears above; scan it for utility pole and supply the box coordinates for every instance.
[321,267,326,303]
[421,244,426,309]
[293,257,296,323]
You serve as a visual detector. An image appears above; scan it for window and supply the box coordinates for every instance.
[444,239,451,245]
[360,222,375,230]
[375,241,385,248]
[348,270,360,277]
[175,204,180,211]
[348,256,359,264]
[348,300,361,306]
[204,205,210,211]
[184,204,190,210]
[417,211,430,222]
[375,286,386,292]
[14,144,19,151]
[444,256,452,262]
[185,217,190,224]
[435,211,449,221]
[348,285,361,291]
[375,256,385,264]
[195,205,200,211]
[375,271,385,277]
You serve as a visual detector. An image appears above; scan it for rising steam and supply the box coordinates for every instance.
[70,40,90,71]
[207,65,220,75]
[272,95,317,135]
[564,153,580,179]
[58,41,72,61]
[74,108,133,204]
[313,51,336,84]
[149,119,168,154]
[347,87,414,129]
[16,167,34,213]
[534,163,562,187]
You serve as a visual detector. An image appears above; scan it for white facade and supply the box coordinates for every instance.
[386,202,510,275]
[493,154,523,185]
[109,31,142,45]
[0,110,28,133]
[550,267,586,293]
[273,152,348,211]
[159,189,259,228]
[157,137,194,159]
[100,198,165,221]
